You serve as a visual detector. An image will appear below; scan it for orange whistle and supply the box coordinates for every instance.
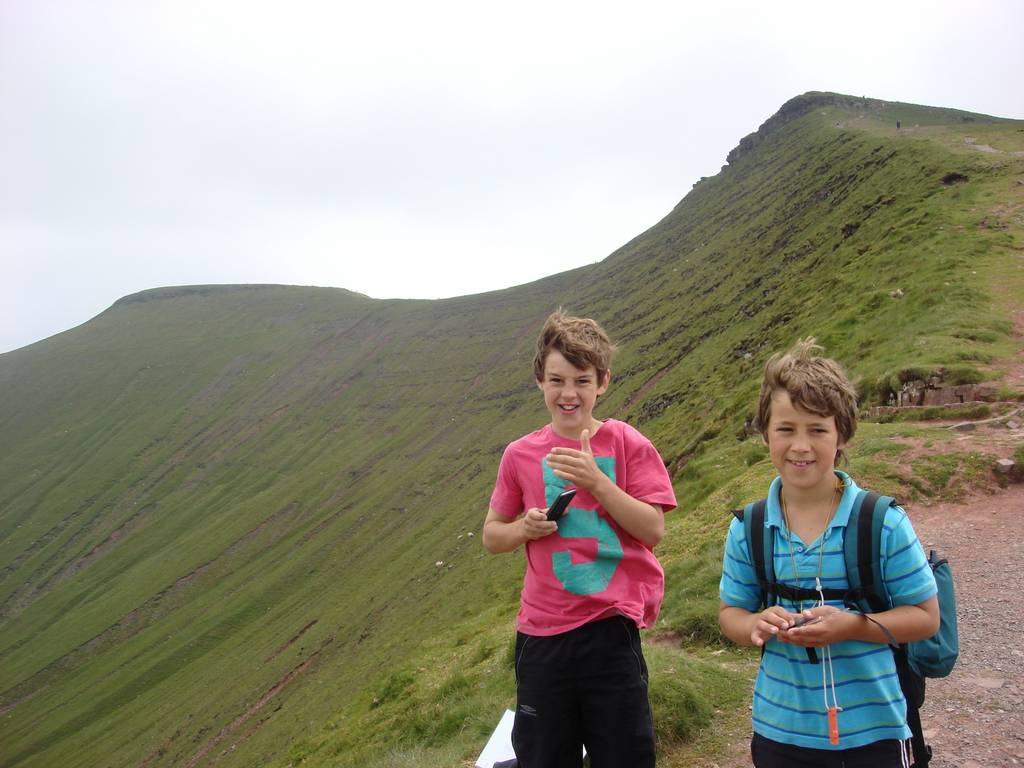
[827,706,840,745]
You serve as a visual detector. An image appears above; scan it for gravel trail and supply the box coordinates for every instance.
[909,482,1024,767]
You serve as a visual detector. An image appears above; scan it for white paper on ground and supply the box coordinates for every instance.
[475,708,586,768]
[475,709,516,767]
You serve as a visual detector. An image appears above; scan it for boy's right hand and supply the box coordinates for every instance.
[750,606,800,647]
[522,508,558,540]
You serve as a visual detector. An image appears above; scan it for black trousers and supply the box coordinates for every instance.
[751,732,907,768]
[512,616,655,768]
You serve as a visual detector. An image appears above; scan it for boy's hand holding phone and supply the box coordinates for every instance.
[518,488,577,544]
[521,508,558,540]
[545,488,576,521]
[750,605,802,647]
[779,606,849,647]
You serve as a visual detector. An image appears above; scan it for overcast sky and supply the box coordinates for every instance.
[2,1,1022,353]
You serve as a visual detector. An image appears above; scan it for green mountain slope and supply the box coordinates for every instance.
[1,92,1022,768]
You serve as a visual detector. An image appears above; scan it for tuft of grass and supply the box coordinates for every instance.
[864,403,993,423]
[997,385,1024,402]
[650,645,758,768]
[649,660,714,744]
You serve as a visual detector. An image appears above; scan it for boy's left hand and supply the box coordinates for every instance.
[778,606,854,647]
[545,430,608,493]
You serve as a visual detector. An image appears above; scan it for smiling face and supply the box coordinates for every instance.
[766,389,846,500]
[536,350,609,439]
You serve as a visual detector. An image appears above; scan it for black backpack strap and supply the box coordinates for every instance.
[846,492,933,765]
[897,642,930,766]
[745,499,771,612]
[844,491,900,650]
[906,696,932,766]
[771,582,848,602]
[742,498,819,664]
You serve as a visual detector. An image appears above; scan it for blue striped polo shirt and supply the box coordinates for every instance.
[719,471,937,750]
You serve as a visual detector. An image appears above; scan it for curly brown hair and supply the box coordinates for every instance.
[755,338,858,464]
[533,309,616,385]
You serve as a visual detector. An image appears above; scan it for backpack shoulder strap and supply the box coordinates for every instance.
[844,490,889,611]
[740,499,772,610]
[742,497,827,664]
[843,490,900,649]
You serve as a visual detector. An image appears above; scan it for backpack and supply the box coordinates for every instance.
[734,490,959,767]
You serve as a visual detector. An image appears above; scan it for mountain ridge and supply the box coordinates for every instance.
[109,284,375,308]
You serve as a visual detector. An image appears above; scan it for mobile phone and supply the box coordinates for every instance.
[790,615,823,628]
[546,489,577,522]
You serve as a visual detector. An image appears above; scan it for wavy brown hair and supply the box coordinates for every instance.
[533,309,616,385]
[755,338,858,465]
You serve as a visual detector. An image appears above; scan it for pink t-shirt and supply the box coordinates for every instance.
[489,419,677,636]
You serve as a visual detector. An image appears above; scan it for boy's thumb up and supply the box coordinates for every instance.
[580,429,592,455]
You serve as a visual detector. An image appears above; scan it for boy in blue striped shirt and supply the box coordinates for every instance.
[719,339,938,767]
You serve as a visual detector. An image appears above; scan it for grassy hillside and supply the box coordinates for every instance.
[1,92,1022,768]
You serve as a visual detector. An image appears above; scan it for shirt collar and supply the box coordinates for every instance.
[764,470,859,531]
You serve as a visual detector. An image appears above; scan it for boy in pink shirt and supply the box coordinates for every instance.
[483,309,677,768]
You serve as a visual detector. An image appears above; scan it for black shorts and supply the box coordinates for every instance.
[512,615,655,768]
[751,732,909,768]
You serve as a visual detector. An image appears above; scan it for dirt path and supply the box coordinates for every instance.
[910,483,1024,767]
